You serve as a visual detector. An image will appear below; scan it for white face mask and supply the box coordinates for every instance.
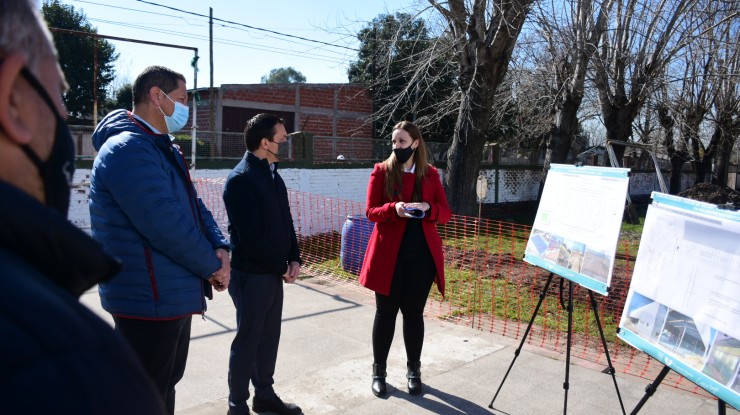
[159,91,189,133]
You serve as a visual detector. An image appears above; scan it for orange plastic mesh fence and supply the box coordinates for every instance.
[194,177,712,399]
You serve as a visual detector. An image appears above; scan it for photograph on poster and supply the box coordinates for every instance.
[703,332,740,393]
[579,249,611,283]
[618,192,740,408]
[523,164,630,295]
[621,291,740,396]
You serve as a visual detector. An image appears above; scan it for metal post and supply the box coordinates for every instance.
[209,7,216,158]
[191,50,198,171]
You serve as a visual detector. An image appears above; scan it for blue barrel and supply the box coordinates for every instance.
[340,214,374,275]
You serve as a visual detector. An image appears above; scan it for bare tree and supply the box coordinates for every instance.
[591,0,711,165]
[655,90,688,194]
[656,35,714,192]
[535,0,615,175]
[430,0,535,215]
[703,11,739,186]
[657,2,739,186]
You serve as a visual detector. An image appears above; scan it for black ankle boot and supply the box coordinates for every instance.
[372,363,387,397]
[407,361,422,395]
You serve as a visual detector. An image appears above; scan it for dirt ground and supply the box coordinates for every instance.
[678,182,740,209]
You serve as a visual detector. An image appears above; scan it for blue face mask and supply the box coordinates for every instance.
[158,91,189,133]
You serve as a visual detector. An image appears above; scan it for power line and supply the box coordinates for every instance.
[134,0,359,52]
[71,0,190,21]
[88,14,352,59]
[87,18,350,65]
[72,0,356,56]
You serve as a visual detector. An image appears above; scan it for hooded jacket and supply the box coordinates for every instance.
[0,181,165,414]
[90,109,228,319]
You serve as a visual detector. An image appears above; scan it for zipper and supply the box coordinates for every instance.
[144,246,159,302]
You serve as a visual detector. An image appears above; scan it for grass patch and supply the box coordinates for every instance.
[429,267,619,342]
[307,228,622,343]
[442,232,529,259]
[617,211,647,256]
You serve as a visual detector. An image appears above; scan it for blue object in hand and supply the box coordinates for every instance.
[404,207,425,219]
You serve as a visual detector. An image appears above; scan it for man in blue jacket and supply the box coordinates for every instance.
[89,65,231,415]
[224,114,303,415]
[0,1,164,413]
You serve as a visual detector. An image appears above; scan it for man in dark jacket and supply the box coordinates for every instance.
[89,65,231,415]
[0,1,164,413]
[223,114,303,415]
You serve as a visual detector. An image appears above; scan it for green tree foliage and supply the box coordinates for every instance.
[260,67,306,84]
[348,13,456,143]
[113,83,133,111]
[42,0,117,122]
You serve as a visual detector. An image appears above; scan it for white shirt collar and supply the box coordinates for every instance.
[131,113,163,135]
[403,163,416,173]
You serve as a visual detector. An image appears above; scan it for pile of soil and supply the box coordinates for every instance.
[678,182,740,209]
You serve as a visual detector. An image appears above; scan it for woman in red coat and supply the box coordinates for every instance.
[359,121,451,397]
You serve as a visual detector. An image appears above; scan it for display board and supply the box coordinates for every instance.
[618,192,740,409]
[524,164,630,295]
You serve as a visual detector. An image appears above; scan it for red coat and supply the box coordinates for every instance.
[359,163,451,297]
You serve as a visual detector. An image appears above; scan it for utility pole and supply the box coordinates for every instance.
[371,23,377,140]
[93,41,98,127]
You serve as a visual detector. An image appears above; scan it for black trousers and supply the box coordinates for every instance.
[113,315,192,415]
[372,220,436,365]
[227,269,284,410]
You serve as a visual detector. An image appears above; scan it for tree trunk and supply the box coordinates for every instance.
[657,102,686,195]
[707,116,738,187]
[695,159,712,183]
[431,0,533,215]
[669,155,686,194]
[544,96,580,170]
[445,91,490,216]
[714,143,729,187]
[601,104,638,166]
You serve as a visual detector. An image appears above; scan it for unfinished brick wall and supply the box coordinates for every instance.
[188,84,373,159]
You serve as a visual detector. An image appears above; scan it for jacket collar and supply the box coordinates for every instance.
[0,181,121,297]
[246,151,279,174]
[127,112,173,152]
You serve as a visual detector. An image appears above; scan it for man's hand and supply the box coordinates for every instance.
[283,261,301,284]
[209,248,231,291]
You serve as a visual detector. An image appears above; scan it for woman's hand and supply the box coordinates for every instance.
[395,202,408,217]
[396,202,430,218]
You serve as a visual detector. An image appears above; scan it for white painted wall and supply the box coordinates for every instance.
[70,167,690,232]
[70,168,374,231]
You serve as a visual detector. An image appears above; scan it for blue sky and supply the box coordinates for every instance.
[53,0,429,90]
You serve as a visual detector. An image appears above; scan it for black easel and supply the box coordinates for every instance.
[630,365,729,415]
[488,272,626,415]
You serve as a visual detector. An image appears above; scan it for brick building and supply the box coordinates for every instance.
[187,83,374,161]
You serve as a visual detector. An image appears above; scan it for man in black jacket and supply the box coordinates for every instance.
[223,113,303,415]
[0,1,164,414]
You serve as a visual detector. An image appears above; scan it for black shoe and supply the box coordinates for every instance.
[407,361,422,395]
[227,405,250,415]
[372,363,388,397]
[252,395,302,415]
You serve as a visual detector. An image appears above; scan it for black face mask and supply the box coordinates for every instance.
[17,66,75,216]
[393,145,415,164]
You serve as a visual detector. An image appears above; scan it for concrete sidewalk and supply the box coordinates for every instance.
[81,277,735,415]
